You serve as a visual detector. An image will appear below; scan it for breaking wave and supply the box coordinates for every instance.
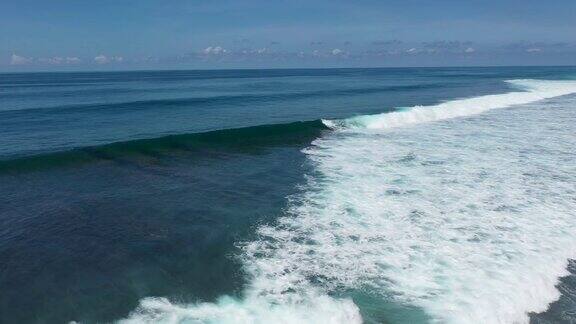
[121,80,576,324]
[323,79,576,130]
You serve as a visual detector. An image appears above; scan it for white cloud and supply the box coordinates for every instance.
[464,47,476,53]
[94,55,109,64]
[239,48,271,55]
[526,48,542,53]
[10,54,33,65]
[38,57,61,64]
[203,46,227,55]
[66,57,82,63]
[134,56,159,63]
[38,56,82,65]
[331,48,343,55]
[94,55,123,64]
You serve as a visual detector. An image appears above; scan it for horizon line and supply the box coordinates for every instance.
[1,64,576,75]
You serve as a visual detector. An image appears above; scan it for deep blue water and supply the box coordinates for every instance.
[1,67,576,324]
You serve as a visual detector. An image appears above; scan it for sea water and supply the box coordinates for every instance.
[1,67,575,323]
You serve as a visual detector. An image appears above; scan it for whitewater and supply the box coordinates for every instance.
[121,79,576,324]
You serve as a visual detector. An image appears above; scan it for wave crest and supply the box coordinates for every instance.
[323,79,576,130]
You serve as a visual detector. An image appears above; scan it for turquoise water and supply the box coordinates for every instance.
[1,67,576,323]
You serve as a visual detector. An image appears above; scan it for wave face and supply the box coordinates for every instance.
[0,120,327,172]
[122,81,576,324]
[323,79,576,130]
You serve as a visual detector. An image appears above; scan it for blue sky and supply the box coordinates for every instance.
[1,0,575,70]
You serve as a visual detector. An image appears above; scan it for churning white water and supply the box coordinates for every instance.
[122,80,576,324]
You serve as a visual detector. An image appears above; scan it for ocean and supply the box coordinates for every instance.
[1,67,576,324]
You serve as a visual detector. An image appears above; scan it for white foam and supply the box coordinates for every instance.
[121,81,576,324]
[323,79,576,130]
[121,294,361,324]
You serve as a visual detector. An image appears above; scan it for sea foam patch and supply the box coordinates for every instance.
[121,82,576,324]
[121,294,361,324]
